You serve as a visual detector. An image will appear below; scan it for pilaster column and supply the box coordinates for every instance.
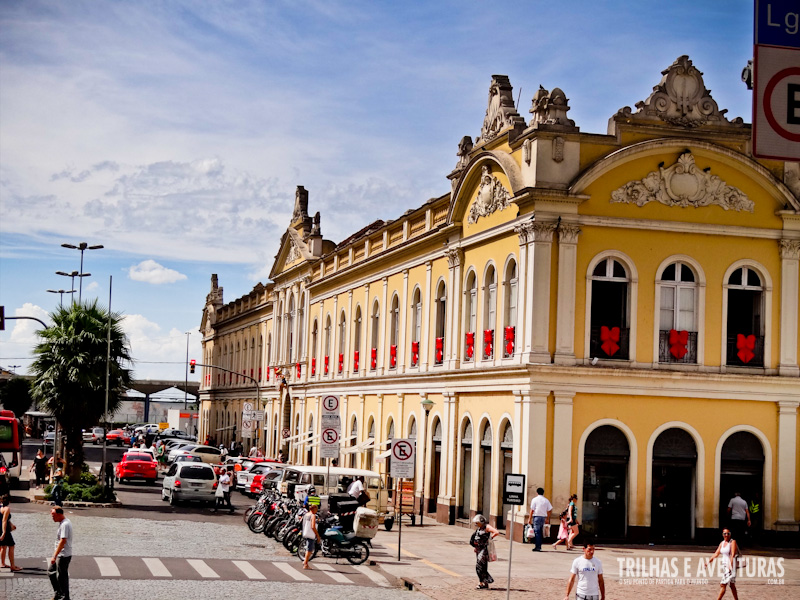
[442,392,459,501]
[399,270,409,373]
[551,391,575,510]
[555,223,581,365]
[397,393,405,436]
[518,391,548,506]
[514,223,533,362]
[380,277,388,375]
[778,240,800,376]
[331,296,339,377]
[446,248,463,369]
[529,221,557,363]
[317,300,325,381]
[358,393,366,469]
[422,262,433,370]
[416,394,429,501]
[777,400,800,530]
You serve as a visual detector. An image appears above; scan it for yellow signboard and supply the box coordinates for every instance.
[159,422,169,430]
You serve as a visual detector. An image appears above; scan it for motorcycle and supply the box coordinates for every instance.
[296,513,370,565]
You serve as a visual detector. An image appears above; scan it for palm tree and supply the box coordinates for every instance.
[30,300,133,480]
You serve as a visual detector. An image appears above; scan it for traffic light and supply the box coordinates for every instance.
[189,359,196,374]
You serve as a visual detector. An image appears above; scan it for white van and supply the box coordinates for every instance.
[288,465,386,515]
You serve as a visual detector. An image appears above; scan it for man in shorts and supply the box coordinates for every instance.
[565,543,604,600]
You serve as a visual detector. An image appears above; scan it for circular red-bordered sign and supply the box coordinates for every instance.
[392,440,414,461]
[322,428,339,444]
[282,427,290,439]
[322,395,340,412]
[764,66,800,143]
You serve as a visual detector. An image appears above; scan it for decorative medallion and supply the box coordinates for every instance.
[477,75,525,144]
[468,165,513,224]
[286,241,301,263]
[611,153,754,212]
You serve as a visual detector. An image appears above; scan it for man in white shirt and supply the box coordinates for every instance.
[727,491,750,545]
[49,507,73,600]
[528,487,553,552]
[215,467,234,514]
[347,476,368,506]
[565,543,604,600]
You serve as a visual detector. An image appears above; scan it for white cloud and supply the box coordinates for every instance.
[128,260,187,284]
[121,315,201,380]
[9,303,49,346]
[85,281,100,292]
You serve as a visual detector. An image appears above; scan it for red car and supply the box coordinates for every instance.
[106,429,132,446]
[115,452,157,484]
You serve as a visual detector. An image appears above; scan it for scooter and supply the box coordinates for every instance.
[296,513,370,565]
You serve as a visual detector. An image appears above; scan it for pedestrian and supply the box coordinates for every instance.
[528,487,553,552]
[49,507,73,600]
[566,493,580,550]
[706,528,740,600]
[249,445,259,458]
[156,442,167,472]
[552,510,570,550]
[51,471,65,507]
[220,444,228,460]
[30,449,48,489]
[347,475,370,506]
[301,496,321,570]
[726,492,750,546]
[564,542,605,600]
[470,514,498,590]
[214,468,234,514]
[0,495,21,571]
[278,450,285,463]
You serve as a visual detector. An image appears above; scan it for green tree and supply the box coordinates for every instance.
[30,300,133,480]
[0,377,33,418]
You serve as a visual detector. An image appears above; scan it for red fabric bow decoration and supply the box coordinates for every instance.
[371,348,377,370]
[390,345,397,368]
[411,341,420,366]
[483,329,493,358]
[338,353,344,373]
[600,326,620,357]
[669,329,689,360]
[258,368,262,381]
[353,350,359,371]
[250,368,254,377]
[324,355,329,375]
[311,358,316,376]
[504,326,515,355]
[435,337,444,363]
[465,332,475,359]
[736,333,756,364]
[296,362,301,378]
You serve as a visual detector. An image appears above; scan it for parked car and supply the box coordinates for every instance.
[157,428,196,442]
[235,462,274,494]
[161,462,217,506]
[170,444,221,465]
[89,427,105,444]
[125,447,155,461]
[43,431,56,448]
[115,452,157,484]
[106,429,131,446]
[174,454,203,463]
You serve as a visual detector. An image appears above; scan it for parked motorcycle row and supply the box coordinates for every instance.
[243,489,377,565]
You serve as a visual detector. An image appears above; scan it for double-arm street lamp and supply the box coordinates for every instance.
[47,288,76,307]
[55,271,90,303]
[61,242,104,302]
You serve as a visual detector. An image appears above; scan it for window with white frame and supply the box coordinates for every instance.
[483,265,497,359]
[590,257,631,360]
[464,271,477,361]
[503,260,517,357]
[725,266,765,367]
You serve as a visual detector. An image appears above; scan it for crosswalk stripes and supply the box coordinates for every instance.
[142,557,172,577]
[233,560,266,580]
[95,557,121,577]
[314,562,353,584]
[188,559,219,578]
[272,560,312,581]
[353,564,391,587]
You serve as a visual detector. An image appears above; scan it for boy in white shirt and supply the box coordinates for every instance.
[565,543,604,600]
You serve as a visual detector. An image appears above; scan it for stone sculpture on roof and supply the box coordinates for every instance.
[529,86,576,128]
[477,75,525,144]
[468,165,512,223]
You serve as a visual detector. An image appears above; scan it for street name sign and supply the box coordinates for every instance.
[252,410,265,421]
[390,439,416,478]
[502,473,526,505]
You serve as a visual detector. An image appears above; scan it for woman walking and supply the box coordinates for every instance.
[470,514,498,590]
[706,528,740,600]
[0,495,21,571]
[566,494,580,550]
[29,449,48,489]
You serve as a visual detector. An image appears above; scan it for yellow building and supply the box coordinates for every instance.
[199,56,800,544]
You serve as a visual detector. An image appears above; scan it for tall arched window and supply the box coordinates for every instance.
[275,301,282,362]
[353,306,362,372]
[411,288,422,367]
[434,281,446,365]
[503,260,517,357]
[266,334,272,380]
[338,312,347,373]
[658,261,698,363]
[258,335,263,381]
[311,320,318,376]
[370,301,380,370]
[297,293,305,360]
[287,295,295,362]
[324,316,332,375]
[464,271,477,362]
[590,257,631,360]
[725,266,765,367]
[483,265,497,359]
[389,295,399,369]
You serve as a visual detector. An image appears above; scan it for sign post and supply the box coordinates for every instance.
[391,439,416,560]
[321,395,341,495]
[502,473,526,600]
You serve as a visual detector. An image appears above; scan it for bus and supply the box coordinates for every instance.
[0,410,24,483]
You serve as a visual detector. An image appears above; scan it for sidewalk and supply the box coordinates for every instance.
[371,520,800,599]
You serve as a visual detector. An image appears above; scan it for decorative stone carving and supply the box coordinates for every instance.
[514,222,535,244]
[785,163,800,201]
[467,165,513,224]
[529,86,576,128]
[552,136,565,163]
[292,185,309,223]
[456,136,473,170]
[558,223,581,244]
[613,56,743,128]
[286,241,301,263]
[531,220,557,242]
[311,212,321,236]
[477,75,525,144]
[780,239,800,260]
[522,139,532,165]
[445,248,463,269]
[611,153,754,212]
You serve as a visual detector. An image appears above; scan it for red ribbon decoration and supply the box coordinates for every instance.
[668,329,689,359]
[370,348,377,370]
[338,353,344,373]
[435,337,444,363]
[258,367,262,381]
[504,326,515,355]
[311,358,316,376]
[389,345,397,368]
[600,326,620,357]
[324,356,329,375]
[411,341,420,366]
[353,350,359,371]
[296,362,301,378]
[465,332,475,360]
[483,329,493,358]
[736,333,756,364]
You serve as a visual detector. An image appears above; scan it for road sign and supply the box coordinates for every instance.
[243,402,254,412]
[321,428,339,444]
[755,0,800,49]
[320,427,340,459]
[242,410,254,420]
[391,439,416,478]
[502,473,526,505]
[321,413,341,429]
[252,410,265,421]
[754,44,800,160]
[241,419,253,438]
[282,427,290,439]
[321,395,340,413]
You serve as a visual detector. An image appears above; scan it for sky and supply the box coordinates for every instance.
[0,0,754,381]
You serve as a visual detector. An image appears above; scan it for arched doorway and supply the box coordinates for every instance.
[428,418,442,514]
[499,421,513,529]
[583,425,629,541]
[478,421,492,518]
[651,428,697,541]
[365,418,375,472]
[720,432,764,536]
[459,420,473,519]
[348,417,358,469]
[306,415,314,465]
[281,393,292,455]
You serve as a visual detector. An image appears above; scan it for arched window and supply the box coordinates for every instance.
[366,418,375,471]
[311,320,318,376]
[590,257,631,360]
[353,306,362,372]
[483,265,497,359]
[349,417,359,468]
[235,342,241,384]
[434,281,446,365]
[411,288,422,367]
[464,271,477,362]
[370,301,380,370]
[658,262,698,363]
[725,266,765,367]
[389,295,399,369]
[258,335,263,382]
[338,311,347,373]
[275,301,282,362]
[324,316,332,375]
[503,260,517,357]
[297,293,305,359]
[266,333,272,376]
[287,295,295,362]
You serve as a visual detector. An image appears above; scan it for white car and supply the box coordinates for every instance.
[125,447,155,460]
[170,444,221,464]
[236,462,274,494]
[82,427,105,444]
[161,462,217,506]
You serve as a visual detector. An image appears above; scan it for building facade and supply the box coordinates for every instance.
[199,56,800,544]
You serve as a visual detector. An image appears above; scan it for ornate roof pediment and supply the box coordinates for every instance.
[613,56,744,129]
[477,75,525,145]
[270,228,313,280]
[611,152,754,212]
[467,164,513,223]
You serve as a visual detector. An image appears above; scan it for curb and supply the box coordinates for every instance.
[401,576,421,591]
[31,499,123,508]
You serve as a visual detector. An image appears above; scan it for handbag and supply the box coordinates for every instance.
[469,530,477,548]
[488,539,497,562]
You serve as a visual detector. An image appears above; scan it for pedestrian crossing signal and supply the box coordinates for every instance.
[189,359,196,374]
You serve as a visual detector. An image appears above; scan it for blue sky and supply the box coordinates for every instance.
[0,0,754,379]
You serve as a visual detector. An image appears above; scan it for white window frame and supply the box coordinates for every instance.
[720,260,772,371]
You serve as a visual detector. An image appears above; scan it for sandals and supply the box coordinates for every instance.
[9,566,21,572]
[476,584,489,590]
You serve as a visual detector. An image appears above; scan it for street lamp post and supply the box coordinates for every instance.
[55,271,89,303]
[419,397,434,527]
[47,289,76,307]
[61,242,104,302]
[184,331,191,417]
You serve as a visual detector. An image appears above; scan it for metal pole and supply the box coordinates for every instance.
[397,477,402,561]
[184,332,190,414]
[419,408,429,526]
[78,250,84,302]
[506,510,514,600]
[101,276,112,488]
